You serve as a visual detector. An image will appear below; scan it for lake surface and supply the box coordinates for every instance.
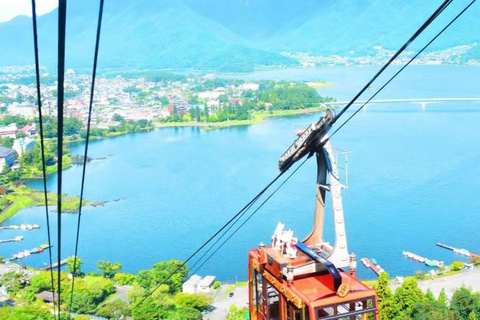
[1,66,479,280]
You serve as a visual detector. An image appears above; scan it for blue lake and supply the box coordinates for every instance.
[1,66,479,281]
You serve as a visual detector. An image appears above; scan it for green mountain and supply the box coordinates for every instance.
[0,0,296,71]
[0,0,478,70]
[265,0,479,56]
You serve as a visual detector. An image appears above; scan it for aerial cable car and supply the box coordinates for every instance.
[248,110,378,320]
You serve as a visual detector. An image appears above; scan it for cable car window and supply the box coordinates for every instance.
[286,302,303,320]
[315,297,376,319]
[266,283,280,320]
[255,271,265,316]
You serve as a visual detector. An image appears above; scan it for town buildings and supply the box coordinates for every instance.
[0,147,16,170]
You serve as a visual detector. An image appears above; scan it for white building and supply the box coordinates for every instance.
[197,91,222,100]
[240,83,260,91]
[182,275,202,294]
[197,276,216,293]
[7,104,36,118]
[13,138,35,157]
[0,124,17,139]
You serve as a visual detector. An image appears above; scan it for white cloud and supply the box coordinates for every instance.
[0,0,58,23]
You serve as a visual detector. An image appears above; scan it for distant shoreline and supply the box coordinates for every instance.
[155,106,330,131]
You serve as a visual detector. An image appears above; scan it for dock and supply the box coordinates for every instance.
[361,258,385,276]
[403,251,444,268]
[2,244,53,262]
[40,259,67,271]
[0,236,23,244]
[403,251,426,263]
[436,242,477,258]
[0,224,40,230]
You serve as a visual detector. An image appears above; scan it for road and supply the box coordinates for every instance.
[390,268,480,299]
[203,284,248,320]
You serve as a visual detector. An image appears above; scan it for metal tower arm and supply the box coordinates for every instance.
[279,109,350,269]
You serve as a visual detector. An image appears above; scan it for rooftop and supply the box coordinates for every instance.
[0,147,14,158]
[183,274,202,287]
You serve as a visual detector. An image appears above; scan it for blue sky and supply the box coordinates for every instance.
[0,0,57,23]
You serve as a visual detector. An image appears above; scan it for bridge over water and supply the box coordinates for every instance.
[325,98,480,110]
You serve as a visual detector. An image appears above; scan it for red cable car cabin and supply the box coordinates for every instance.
[248,243,378,320]
[248,111,379,320]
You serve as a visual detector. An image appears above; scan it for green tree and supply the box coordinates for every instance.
[451,286,480,320]
[409,301,459,320]
[226,305,248,320]
[96,299,130,320]
[203,105,209,119]
[64,117,83,136]
[112,113,124,122]
[97,260,122,279]
[393,277,425,317]
[174,293,212,311]
[1,271,24,294]
[0,137,14,148]
[373,272,394,320]
[0,305,53,320]
[66,256,83,276]
[127,284,145,304]
[171,307,202,320]
[131,296,167,320]
[438,288,448,307]
[469,311,477,320]
[138,260,188,294]
[159,96,169,106]
[450,261,465,271]
[113,272,135,285]
[67,276,115,314]
[426,289,436,303]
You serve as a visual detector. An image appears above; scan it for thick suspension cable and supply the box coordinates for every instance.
[130,170,286,311]
[191,158,308,275]
[30,0,56,314]
[332,0,453,123]
[68,0,105,315]
[329,0,477,140]
[56,0,67,317]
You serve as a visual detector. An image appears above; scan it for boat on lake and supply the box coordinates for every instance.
[425,260,435,267]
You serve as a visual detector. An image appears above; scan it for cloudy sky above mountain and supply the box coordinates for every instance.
[0,0,57,22]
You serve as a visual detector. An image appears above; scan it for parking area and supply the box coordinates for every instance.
[203,284,249,320]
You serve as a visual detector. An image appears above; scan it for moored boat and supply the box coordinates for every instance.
[425,260,435,267]
[31,247,44,254]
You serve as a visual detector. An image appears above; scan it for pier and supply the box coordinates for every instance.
[0,224,40,230]
[436,242,478,258]
[361,258,385,276]
[403,251,444,267]
[40,259,68,271]
[0,236,23,244]
[2,244,53,262]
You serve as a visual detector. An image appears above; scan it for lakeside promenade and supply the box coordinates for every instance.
[390,268,480,299]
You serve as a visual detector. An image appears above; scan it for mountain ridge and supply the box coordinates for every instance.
[0,0,478,70]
